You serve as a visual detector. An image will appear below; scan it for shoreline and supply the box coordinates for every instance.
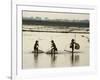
[22,30,89,34]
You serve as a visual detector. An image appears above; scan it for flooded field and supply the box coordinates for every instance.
[22,31,89,69]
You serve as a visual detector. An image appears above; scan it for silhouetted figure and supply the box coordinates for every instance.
[51,40,58,54]
[70,39,75,55]
[34,40,39,54]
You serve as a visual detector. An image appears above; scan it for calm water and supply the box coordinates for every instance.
[22,31,89,69]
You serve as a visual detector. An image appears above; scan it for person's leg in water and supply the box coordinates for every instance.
[51,48,53,54]
[53,48,55,55]
[71,39,75,55]
[71,46,74,60]
[51,48,54,55]
[72,47,74,54]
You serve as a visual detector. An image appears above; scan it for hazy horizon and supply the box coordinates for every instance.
[23,11,89,21]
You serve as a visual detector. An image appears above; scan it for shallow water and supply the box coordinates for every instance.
[22,31,89,69]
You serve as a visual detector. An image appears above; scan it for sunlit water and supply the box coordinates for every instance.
[22,31,89,69]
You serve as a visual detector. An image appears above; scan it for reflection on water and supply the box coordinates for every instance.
[33,52,80,68]
[34,53,38,68]
[70,54,80,66]
[51,54,57,67]
[23,32,89,69]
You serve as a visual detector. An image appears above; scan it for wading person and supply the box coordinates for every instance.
[51,40,58,54]
[70,39,75,55]
[34,40,39,54]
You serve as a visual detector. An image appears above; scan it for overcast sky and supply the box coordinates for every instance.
[23,11,89,20]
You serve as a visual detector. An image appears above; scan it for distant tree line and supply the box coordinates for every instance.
[22,18,89,27]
